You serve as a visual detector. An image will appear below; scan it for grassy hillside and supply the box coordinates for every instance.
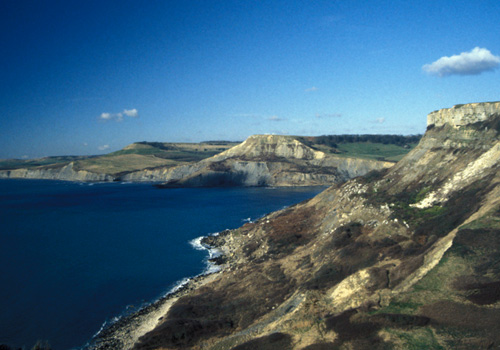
[297,134,421,162]
[0,142,241,175]
[72,141,241,175]
[110,141,239,161]
[334,141,418,161]
[0,156,91,170]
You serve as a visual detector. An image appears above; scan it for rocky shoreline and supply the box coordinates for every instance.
[85,231,234,350]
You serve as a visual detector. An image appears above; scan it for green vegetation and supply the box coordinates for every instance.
[335,142,419,161]
[386,328,444,350]
[459,214,500,231]
[411,255,452,293]
[297,134,421,161]
[413,186,432,203]
[106,141,239,162]
[371,300,422,315]
[373,187,448,231]
[305,134,421,147]
[1,141,241,176]
[71,141,242,175]
[0,156,90,170]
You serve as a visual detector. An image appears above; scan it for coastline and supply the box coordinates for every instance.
[86,272,222,350]
[1,181,324,349]
[85,232,232,350]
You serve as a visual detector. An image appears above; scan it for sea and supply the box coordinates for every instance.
[0,179,324,349]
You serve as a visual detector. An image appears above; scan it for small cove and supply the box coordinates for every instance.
[0,180,324,349]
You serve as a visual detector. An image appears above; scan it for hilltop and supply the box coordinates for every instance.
[92,102,500,349]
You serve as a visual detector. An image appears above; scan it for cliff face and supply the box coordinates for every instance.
[0,162,114,182]
[131,135,392,187]
[131,102,500,349]
[427,101,500,128]
[219,134,326,160]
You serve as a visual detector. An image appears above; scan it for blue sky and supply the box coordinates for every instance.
[1,0,499,159]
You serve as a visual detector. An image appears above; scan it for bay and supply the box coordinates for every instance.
[0,179,324,349]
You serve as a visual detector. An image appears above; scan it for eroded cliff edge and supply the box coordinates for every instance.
[131,102,500,349]
[0,162,114,182]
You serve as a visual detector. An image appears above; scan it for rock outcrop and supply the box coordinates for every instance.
[126,102,500,349]
[427,101,500,128]
[131,135,392,187]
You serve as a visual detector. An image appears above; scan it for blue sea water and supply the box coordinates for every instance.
[0,179,324,349]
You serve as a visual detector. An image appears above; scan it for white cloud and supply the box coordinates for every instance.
[98,144,110,151]
[423,47,500,77]
[100,112,123,122]
[123,108,138,117]
[305,86,319,92]
[376,117,385,124]
[100,108,138,121]
[83,142,88,147]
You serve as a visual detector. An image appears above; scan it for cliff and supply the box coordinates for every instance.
[218,134,327,160]
[109,102,500,349]
[0,162,114,182]
[131,135,393,187]
[427,101,500,128]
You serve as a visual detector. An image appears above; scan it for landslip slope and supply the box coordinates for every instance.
[130,102,500,349]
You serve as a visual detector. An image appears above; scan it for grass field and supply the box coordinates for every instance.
[305,141,418,162]
[297,135,421,162]
[334,142,418,161]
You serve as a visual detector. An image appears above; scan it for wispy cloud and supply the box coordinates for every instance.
[100,112,123,122]
[305,86,319,92]
[375,117,385,124]
[98,144,110,151]
[315,113,342,119]
[123,108,138,117]
[268,115,285,122]
[423,47,500,77]
[100,108,139,122]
